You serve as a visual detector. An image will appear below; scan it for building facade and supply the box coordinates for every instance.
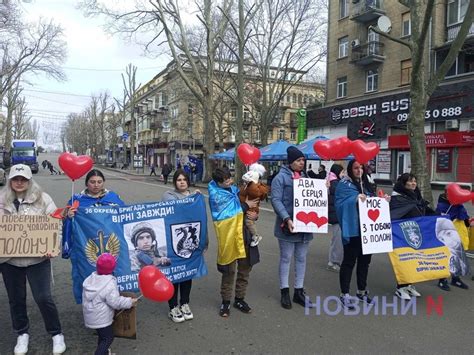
[307,0,474,186]
[120,58,324,171]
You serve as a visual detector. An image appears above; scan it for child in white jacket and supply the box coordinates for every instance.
[82,253,137,355]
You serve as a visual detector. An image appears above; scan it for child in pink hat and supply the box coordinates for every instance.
[82,253,137,355]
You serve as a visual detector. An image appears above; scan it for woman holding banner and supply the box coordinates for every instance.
[0,164,66,354]
[62,169,125,303]
[335,159,376,309]
[389,173,437,299]
[271,146,313,310]
[162,169,202,323]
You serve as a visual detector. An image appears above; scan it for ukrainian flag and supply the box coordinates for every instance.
[389,216,451,284]
[208,181,245,265]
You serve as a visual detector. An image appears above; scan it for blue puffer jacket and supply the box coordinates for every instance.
[271,166,313,243]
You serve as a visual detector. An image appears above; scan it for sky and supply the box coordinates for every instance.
[16,0,171,149]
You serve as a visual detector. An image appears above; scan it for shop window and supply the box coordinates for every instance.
[401,59,412,85]
[436,149,452,172]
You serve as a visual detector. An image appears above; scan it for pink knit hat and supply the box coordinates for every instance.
[96,253,116,275]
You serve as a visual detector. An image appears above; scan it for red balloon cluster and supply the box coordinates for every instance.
[313,137,380,164]
[58,152,94,181]
[237,143,261,165]
[446,183,474,205]
[138,266,174,302]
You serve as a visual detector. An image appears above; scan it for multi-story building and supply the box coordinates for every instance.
[308,0,474,186]
[120,58,324,170]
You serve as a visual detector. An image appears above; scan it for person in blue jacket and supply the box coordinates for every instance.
[335,159,376,309]
[271,146,313,310]
[62,169,125,303]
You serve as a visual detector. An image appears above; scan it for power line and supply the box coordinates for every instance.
[24,94,85,107]
[23,88,92,98]
[62,65,164,72]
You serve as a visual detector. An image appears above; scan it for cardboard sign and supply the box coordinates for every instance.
[293,178,328,233]
[113,292,138,339]
[0,215,61,257]
[358,197,393,255]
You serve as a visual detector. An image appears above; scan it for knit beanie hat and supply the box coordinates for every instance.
[287,146,305,165]
[96,253,116,275]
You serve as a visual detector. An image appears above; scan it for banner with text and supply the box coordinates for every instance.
[358,197,393,255]
[389,216,453,284]
[71,194,208,298]
[0,215,61,257]
[293,178,328,233]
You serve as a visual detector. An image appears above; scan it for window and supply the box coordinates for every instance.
[279,129,285,140]
[255,129,261,141]
[366,69,378,92]
[188,104,193,114]
[268,130,273,140]
[298,94,303,105]
[339,0,348,19]
[290,131,296,140]
[292,93,297,103]
[286,94,291,103]
[437,50,474,77]
[230,107,237,118]
[448,0,469,26]
[401,12,411,37]
[338,36,349,58]
[401,59,412,85]
[337,76,347,98]
[244,110,250,120]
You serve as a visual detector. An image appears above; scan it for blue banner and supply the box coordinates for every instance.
[70,194,208,303]
[389,216,470,284]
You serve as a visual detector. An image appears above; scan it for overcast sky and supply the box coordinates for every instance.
[18,0,170,148]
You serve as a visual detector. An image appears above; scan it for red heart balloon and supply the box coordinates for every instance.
[138,266,173,302]
[313,141,333,160]
[331,137,353,159]
[58,153,94,181]
[446,183,472,205]
[351,140,380,164]
[237,143,260,165]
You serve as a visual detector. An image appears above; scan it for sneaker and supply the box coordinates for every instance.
[180,303,194,320]
[395,287,412,300]
[339,293,355,310]
[250,235,262,247]
[52,334,66,354]
[14,334,29,355]
[406,284,421,297]
[233,298,252,313]
[219,301,231,317]
[356,290,373,304]
[168,306,185,323]
[438,279,451,291]
[451,278,469,290]
[326,263,340,272]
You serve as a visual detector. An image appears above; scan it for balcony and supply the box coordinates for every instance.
[290,118,298,128]
[447,22,474,42]
[351,0,385,23]
[350,41,385,66]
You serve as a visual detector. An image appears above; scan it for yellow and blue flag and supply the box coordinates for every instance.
[208,181,245,265]
[389,216,451,284]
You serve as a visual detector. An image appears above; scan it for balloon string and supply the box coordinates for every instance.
[71,180,75,204]
[114,294,143,319]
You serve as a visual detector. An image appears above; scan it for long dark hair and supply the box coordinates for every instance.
[347,159,374,194]
[85,169,105,185]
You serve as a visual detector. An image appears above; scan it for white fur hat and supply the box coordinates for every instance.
[249,163,266,178]
[242,171,259,184]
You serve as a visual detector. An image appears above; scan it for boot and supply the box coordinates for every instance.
[293,288,309,307]
[280,288,292,309]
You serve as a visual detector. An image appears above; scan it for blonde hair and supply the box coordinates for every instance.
[3,177,45,208]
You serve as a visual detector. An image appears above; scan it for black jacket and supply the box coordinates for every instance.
[328,179,340,224]
[389,182,437,220]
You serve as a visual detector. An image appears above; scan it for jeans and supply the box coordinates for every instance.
[2,260,62,335]
[168,279,193,309]
[339,237,372,294]
[328,224,343,265]
[278,239,310,289]
[95,325,114,355]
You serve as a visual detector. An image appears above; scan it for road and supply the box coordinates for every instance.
[1,153,473,354]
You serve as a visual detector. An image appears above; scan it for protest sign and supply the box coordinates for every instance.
[0,215,61,257]
[358,197,393,254]
[293,178,328,233]
[113,292,137,339]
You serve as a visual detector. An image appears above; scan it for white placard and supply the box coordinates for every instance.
[292,178,328,233]
[358,197,393,254]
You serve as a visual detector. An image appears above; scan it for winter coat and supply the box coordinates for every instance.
[0,189,57,267]
[328,173,340,225]
[270,165,313,243]
[162,189,191,201]
[239,181,269,214]
[436,193,470,227]
[389,182,436,220]
[82,272,133,329]
[335,176,374,244]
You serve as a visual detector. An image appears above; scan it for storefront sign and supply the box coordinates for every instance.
[388,131,474,149]
[376,150,391,174]
[436,149,451,172]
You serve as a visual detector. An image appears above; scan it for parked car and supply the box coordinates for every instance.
[0,167,6,186]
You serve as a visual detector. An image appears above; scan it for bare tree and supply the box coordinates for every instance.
[120,63,140,164]
[370,0,474,204]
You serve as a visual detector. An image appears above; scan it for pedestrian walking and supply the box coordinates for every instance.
[162,169,203,323]
[149,164,157,176]
[0,164,66,355]
[82,253,137,355]
[162,163,171,184]
[271,146,313,309]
